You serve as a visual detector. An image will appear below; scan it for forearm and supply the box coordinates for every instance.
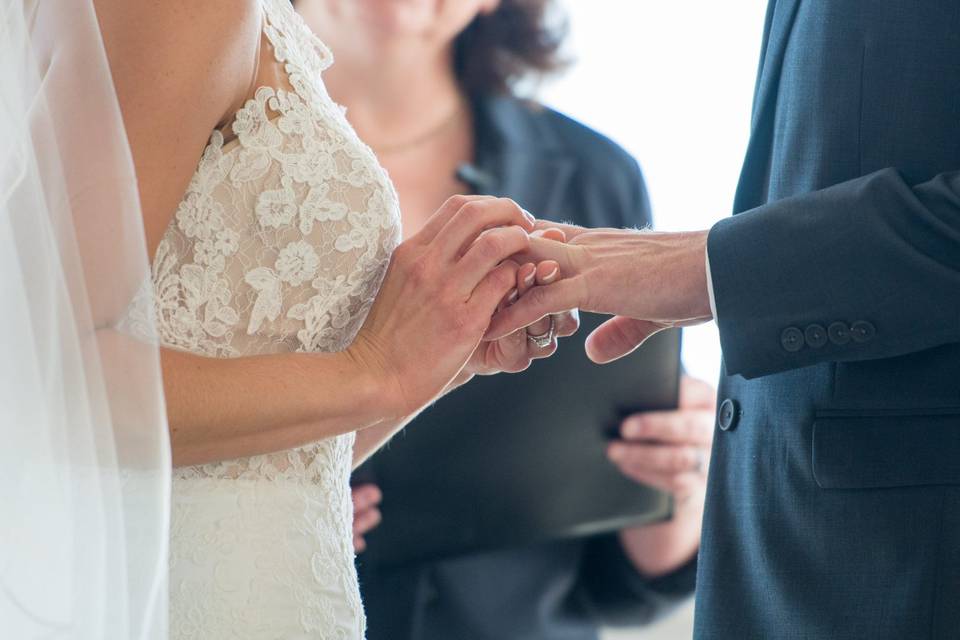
[163,346,392,467]
[618,498,702,579]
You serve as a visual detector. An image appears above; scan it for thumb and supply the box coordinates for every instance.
[585,316,665,364]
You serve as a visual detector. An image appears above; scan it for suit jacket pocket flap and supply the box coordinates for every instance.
[812,412,960,489]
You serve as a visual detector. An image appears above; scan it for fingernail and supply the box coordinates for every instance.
[522,208,536,225]
[507,288,518,304]
[624,419,644,439]
[523,271,535,287]
[542,266,559,283]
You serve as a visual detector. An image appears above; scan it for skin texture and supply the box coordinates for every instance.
[487,223,714,359]
[299,0,714,579]
[94,0,564,468]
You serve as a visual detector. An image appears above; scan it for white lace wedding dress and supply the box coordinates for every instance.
[152,2,400,637]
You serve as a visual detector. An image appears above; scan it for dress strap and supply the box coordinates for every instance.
[215,11,267,144]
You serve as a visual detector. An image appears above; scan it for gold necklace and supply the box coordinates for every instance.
[369,99,466,155]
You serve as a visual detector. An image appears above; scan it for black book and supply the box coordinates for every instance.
[356,315,680,568]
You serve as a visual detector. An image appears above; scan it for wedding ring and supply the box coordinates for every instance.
[526,315,557,349]
[693,449,706,475]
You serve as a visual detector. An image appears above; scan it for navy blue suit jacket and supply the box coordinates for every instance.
[698,2,960,638]
[359,96,696,640]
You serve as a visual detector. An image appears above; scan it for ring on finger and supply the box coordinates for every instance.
[527,315,557,349]
[692,448,706,475]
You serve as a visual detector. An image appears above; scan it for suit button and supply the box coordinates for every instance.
[781,327,804,352]
[851,320,876,343]
[804,324,827,348]
[718,398,740,431]
[828,322,851,345]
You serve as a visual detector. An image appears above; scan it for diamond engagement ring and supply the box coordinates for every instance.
[526,315,557,349]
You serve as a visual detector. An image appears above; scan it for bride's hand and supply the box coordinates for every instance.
[458,256,580,381]
[348,195,536,419]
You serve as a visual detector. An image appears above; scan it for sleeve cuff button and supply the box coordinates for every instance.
[804,324,827,348]
[781,327,805,352]
[850,320,876,343]
[828,322,851,345]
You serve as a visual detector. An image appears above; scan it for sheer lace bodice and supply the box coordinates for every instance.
[156,1,400,637]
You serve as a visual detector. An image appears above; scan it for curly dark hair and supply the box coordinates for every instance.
[454,0,569,97]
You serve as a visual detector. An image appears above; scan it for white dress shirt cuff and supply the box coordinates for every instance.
[705,245,718,320]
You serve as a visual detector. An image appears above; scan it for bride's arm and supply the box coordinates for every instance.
[97,0,264,259]
[98,2,540,468]
[163,194,532,467]
[162,348,393,466]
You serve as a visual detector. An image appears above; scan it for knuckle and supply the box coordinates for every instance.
[478,233,505,260]
[508,353,531,373]
[392,241,414,263]
[501,198,523,217]
[460,199,485,218]
[443,194,470,212]
[528,284,553,308]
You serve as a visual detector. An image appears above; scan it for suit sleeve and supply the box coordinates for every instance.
[627,158,653,229]
[575,534,696,627]
[708,167,960,379]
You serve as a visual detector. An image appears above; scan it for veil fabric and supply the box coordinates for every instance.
[0,1,170,638]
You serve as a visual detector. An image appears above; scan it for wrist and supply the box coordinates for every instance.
[676,230,713,321]
[619,497,703,578]
[341,333,406,423]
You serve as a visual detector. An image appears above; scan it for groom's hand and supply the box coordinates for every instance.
[487,224,713,363]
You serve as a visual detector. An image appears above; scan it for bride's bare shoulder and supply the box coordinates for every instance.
[97,0,261,115]
[94,0,263,256]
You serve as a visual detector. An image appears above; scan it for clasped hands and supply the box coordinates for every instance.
[486,219,714,363]
[352,195,713,421]
[351,196,718,559]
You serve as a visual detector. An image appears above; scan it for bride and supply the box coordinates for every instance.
[92,0,576,637]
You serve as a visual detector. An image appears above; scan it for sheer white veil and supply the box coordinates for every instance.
[0,0,170,638]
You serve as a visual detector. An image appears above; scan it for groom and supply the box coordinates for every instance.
[491,1,960,638]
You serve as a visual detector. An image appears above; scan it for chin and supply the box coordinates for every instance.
[349,0,439,35]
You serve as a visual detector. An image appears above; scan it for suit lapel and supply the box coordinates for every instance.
[750,0,802,132]
[469,97,576,220]
[495,153,575,220]
[733,0,802,212]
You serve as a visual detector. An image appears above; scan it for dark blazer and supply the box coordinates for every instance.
[358,96,696,640]
[698,2,960,638]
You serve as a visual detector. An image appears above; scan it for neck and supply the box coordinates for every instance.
[298,2,465,148]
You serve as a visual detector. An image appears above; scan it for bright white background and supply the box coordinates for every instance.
[536,1,769,637]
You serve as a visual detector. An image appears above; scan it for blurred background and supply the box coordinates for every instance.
[536,1,768,636]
